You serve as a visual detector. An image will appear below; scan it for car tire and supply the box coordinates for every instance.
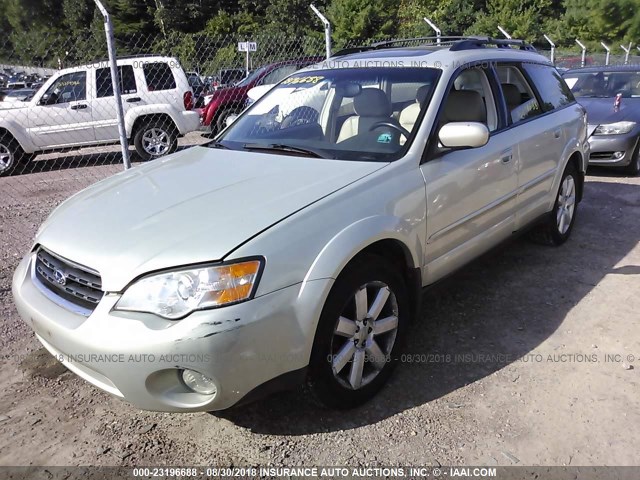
[215,108,240,134]
[133,119,178,161]
[0,132,28,177]
[625,142,640,176]
[529,161,579,246]
[306,254,409,409]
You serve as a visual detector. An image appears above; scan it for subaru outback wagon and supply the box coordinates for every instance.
[13,37,588,412]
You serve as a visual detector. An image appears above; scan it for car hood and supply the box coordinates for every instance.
[36,146,386,291]
[577,97,640,130]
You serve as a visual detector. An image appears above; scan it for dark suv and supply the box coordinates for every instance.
[201,57,322,133]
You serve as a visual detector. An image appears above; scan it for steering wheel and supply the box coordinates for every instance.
[281,106,320,129]
[368,121,411,139]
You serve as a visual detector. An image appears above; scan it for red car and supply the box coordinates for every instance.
[201,57,323,133]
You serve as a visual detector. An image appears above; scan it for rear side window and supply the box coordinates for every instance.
[96,66,137,97]
[522,63,574,111]
[143,62,176,91]
[496,65,543,125]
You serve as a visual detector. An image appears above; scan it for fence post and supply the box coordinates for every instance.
[576,39,587,67]
[94,0,131,170]
[310,4,332,59]
[601,42,611,66]
[621,42,632,65]
[497,26,512,39]
[543,34,555,65]
[423,18,441,45]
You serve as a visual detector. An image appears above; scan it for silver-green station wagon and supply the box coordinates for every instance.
[13,37,589,412]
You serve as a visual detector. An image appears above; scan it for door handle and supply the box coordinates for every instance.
[126,97,142,103]
[500,149,513,163]
[70,104,87,110]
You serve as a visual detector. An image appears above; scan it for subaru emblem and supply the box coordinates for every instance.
[53,268,67,286]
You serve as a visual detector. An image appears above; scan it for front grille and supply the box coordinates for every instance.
[34,247,103,313]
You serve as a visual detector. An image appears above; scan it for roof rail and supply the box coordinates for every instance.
[331,36,536,58]
[449,37,537,52]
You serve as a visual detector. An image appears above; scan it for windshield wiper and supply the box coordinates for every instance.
[207,141,229,149]
[242,143,327,158]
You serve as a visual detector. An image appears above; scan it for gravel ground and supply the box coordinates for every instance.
[0,150,639,467]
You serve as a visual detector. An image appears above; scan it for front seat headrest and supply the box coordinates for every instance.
[501,83,521,108]
[416,84,431,105]
[354,89,392,117]
[442,90,486,123]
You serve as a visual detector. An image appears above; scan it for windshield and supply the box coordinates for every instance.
[564,70,640,98]
[235,66,267,87]
[217,67,440,162]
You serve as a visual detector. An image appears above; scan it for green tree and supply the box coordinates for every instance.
[328,0,400,45]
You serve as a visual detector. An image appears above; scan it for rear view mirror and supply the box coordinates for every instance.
[438,122,489,149]
[335,82,362,98]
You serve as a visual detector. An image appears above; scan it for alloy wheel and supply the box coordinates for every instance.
[330,281,399,390]
[142,128,170,156]
[0,143,13,173]
[556,175,576,235]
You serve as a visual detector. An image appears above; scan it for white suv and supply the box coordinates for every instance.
[0,55,200,175]
[13,38,589,412]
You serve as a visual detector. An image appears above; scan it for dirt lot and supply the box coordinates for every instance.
[0,149,638,467]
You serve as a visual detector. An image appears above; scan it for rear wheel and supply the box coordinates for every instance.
[0,133,27,176]
[133,120,178,161]
[529,162,579,246]
[306,254,409,409]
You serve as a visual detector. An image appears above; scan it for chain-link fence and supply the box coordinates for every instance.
[1,22,640,273]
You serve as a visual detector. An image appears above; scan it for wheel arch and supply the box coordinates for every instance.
[301,217,423,323]
[128,112,179,141]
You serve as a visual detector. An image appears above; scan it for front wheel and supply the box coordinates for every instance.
[625,142,640,176]
[529,162,579,246]
[306,254,409,409]
[133,120,178,161]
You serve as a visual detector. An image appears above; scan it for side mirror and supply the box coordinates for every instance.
[438,122,489,149]
[39,92,58,106]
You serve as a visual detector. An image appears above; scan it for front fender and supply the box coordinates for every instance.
[0,117,37,153]
[302,215,421,288]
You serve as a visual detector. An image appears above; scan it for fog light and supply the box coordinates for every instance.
[614,151,625,159]
[181,369,217,395]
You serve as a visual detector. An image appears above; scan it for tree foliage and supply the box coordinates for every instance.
[1,0,638,66]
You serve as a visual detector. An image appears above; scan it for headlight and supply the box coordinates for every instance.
[593,121,636,135]
[114,259,262,319]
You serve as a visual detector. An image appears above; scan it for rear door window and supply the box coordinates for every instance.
[96,65,137,97]
[496,65,543,124]
[143,62,176,91]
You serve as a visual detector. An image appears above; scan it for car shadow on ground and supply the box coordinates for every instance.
[214,180,640,434]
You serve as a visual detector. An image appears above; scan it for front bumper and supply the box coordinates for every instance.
[176,110,201,135]
[587,130,638,167]
[12,252,332,412]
